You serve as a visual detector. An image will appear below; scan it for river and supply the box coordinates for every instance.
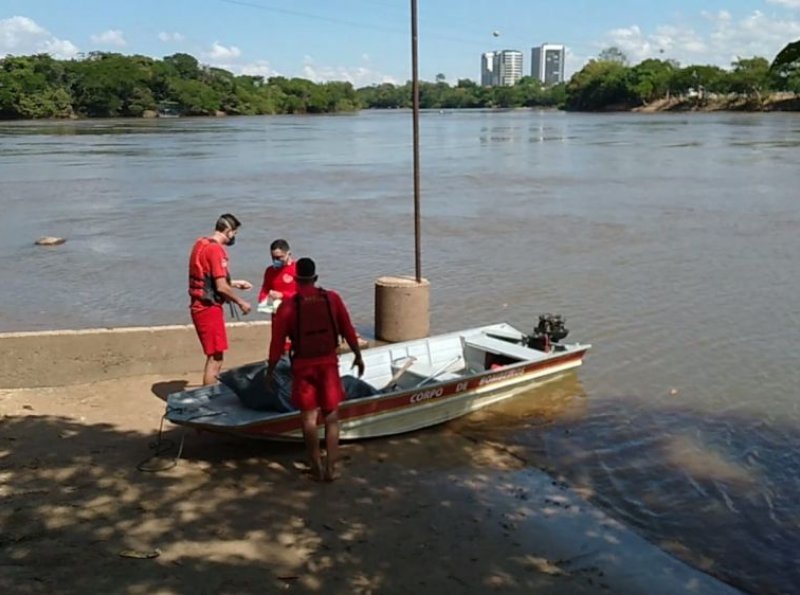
[1,109,799,593]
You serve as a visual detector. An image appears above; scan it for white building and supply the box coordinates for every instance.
[481,52,495,86]
[531,44,565,85]
[482,50,523,87]
[495,50,523,86]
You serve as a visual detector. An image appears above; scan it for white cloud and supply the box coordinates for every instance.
[603,23,708,64]
[200,42,271,76]
[565,46,590,79]
[766,0,800,8]
[158,31,185,43]
[302,55,397,86]
[200,46,392,85]
[0,15,79,58]
[239,60,276,77]
[206,42,241,60]
[218,60,277,77]
[90,29,126,47]
[597,9,800,69]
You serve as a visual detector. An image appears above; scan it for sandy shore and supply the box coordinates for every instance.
[1,372,742,594]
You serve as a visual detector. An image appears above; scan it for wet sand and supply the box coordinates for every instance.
[0,372,744,594]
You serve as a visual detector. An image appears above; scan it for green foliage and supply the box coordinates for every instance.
[354,78,565,110]
[66,52,157,117]
[729,57,772,102]
[0,52,362,119]
[670,65,730,95]
[771,40,800,94]
[565,60,635,110]
[565,52,789,110]
[629,59,676,103]
[354,82,410,109]
[2,47,800,119]
[0,54,73,118]
[771,40,800,74]
[598,47,629,65]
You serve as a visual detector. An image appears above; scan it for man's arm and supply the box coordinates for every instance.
[331,292,364,377]
[267,305,290,369]
[206,244,250,314]
[214,277,251,314]
[258,267,274,303]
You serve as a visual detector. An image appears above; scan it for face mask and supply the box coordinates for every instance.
[227,234,236,246]
[272,259,284,268]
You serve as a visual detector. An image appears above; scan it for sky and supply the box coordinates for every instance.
[2,0,800,86]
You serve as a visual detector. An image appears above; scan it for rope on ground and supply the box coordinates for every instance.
[136,415,186,472]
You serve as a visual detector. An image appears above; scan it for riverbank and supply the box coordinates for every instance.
[0,325,742,594]
[635,91,800,113]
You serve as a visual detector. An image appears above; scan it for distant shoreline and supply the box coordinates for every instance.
[2,95,799,122]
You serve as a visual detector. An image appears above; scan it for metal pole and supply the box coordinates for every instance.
[411,0,421,283]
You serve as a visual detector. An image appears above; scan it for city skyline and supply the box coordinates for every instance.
[481,44,565,87]
[2,1,800,86]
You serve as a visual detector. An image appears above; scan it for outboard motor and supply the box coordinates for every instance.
[525,313,569,352]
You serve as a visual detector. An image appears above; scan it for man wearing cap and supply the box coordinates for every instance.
[266,257,365,481]
[188,213,252,386]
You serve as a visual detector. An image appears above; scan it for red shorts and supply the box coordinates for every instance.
[291,362,344,413]
[191,304,227,356]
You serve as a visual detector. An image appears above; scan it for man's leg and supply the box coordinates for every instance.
[194,304,227,385]
[300,410,323,481]
[323,408,340,482]
[202,353,223,386]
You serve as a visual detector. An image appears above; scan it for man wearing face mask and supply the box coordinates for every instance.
[257,238,297,310]
[188,213,252,385]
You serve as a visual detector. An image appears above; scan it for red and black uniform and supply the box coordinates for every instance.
[258,261,297,303]
[188,237,230,356]
[268,285,359,412]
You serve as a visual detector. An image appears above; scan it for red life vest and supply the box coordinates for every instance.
[188,238,229,304]
[291,289,339,360]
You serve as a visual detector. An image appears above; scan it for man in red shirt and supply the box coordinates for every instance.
[188,214,252,385]
[267,258,365,482]
[258,238,297,308]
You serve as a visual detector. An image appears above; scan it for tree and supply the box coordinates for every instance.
[771,39,800,94]
[435,73,446,84]
[565,60,635,110]
[67,53,156,117]
[0,55,72,118]
[729,57,772,106]
[771,40,800,73]
[629,59,676,103]
[163,53,200,79]
[598,47,629,65]
[669,65,729,95]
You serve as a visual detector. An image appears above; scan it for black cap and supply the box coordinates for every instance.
[296,257,317,280]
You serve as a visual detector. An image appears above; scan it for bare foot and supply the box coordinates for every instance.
[324,460,339,482]
[308,458,324,482]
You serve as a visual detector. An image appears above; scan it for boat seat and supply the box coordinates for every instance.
[405,361,464,384]
[462,334,547,361]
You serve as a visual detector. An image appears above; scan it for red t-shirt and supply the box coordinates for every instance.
[268,285,359,369]
[188,237,229,311]
[258,261,297,303]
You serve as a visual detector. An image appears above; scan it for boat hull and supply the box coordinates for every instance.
[167,345,588,441]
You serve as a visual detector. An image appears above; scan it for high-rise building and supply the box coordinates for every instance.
[481,50,523,87]
[531,44,565,85]
[495,50,523,86]
[495,50,523,87]
[481,52,495,86]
